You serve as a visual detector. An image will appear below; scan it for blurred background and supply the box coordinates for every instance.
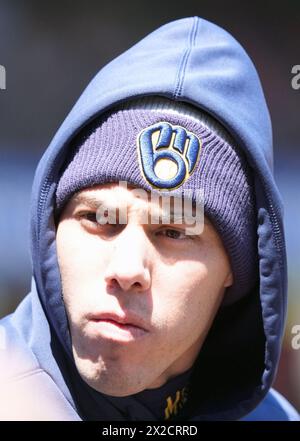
[0,0,299,412]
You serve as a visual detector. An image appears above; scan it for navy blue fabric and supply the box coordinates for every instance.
[132,367,192,421]
[0,16,298,420]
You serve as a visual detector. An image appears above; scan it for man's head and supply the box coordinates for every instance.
[55,97,257,396]
[56,182,233,396]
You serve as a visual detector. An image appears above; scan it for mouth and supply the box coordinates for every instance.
[87,312,149,342]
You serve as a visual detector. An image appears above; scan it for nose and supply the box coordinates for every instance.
[104,225,151,293]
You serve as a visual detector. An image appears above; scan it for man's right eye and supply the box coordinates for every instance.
[80,212,98,223]
[76,211,101,229]
[77,211,124,237]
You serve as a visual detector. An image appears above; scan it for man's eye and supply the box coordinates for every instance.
[81,212,98,223]
[78,211,123,237]
[157,228,187,240]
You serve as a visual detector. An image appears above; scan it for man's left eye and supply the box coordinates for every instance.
[158,228,187,240]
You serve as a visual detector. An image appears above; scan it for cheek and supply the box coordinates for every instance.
[56,221,110,309]
[57,220,108,273]
[152,258,224,331]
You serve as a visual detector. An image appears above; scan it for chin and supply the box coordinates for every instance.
[86,376,146,397]
[75,357,148,397]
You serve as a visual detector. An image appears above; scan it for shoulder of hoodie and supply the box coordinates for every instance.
[0,312,80,421]
[241,389,300,421]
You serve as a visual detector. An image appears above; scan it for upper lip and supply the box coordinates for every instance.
[87,311,149,332]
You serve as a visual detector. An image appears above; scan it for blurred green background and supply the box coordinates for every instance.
[0,0,299,412]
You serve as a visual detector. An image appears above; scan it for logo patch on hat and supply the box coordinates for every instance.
[137,122,201,189]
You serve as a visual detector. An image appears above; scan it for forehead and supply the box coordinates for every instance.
[72,183,204,212]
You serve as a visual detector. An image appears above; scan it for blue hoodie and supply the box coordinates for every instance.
[0,16,299,421]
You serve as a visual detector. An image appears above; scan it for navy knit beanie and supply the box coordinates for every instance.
[55,97,258,304]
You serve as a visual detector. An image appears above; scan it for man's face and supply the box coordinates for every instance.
[56,183,232,396]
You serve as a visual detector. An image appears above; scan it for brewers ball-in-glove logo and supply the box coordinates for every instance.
[137,122,202,190]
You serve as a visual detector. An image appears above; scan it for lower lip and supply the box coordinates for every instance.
[89,319,148,341]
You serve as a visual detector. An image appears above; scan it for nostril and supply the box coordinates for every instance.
[104,265,151,292]
[106,278,119,291]
[106,277,145,293]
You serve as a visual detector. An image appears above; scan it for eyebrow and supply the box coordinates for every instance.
[71,192,209,225]
[71,193,106,209]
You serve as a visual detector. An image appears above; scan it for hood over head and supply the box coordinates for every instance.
[28,17,287,420]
